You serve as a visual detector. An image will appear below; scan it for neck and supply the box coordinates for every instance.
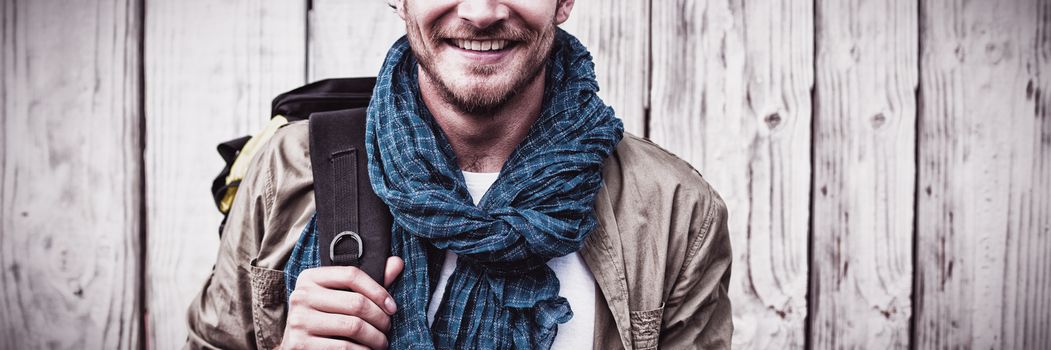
[418,68,545,173]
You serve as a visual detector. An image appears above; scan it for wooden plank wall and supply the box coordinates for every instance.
[559,0,649,135]
[308,0,405,81]
[144,0,306,348]
[915,0,1051,348]
[650,0,814,347]
[1,0,143,348]
[811,0,917,348]
[2,0,1049,349]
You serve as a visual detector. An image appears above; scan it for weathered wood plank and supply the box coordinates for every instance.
[648,0,813,348]
[308,0,405,81]
[809,0,917,348]
[144,1,305,348]
[559,0,649,135]
[916,0,1051,348]
[0,0,143,348]
[1020,4,1051,347]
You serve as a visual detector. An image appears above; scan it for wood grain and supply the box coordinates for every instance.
[143,0,305,348]
[3,1,1047,349]
[307,0,406,81]
[559,0,649,135]
[0,0,143,348]
[648,0,813,347]
[809,0,917,348]
[916,0,1051,348]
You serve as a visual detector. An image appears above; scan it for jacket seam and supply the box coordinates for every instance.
[624,133,706,179]
[668,184,718,303]
[263,154,276,226]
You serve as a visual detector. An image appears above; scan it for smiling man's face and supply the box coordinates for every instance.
[397,0,574,114]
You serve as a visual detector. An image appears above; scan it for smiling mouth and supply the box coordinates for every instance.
[447,39,516,52]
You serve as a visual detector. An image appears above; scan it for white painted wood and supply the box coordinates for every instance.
[810,0,917,348]
[916,0,1050,348]
[0,0,143,348]
[308,0,405,81]
[648,0,813,348]
[144,0,305,348]
[4,2,1047,349]
[559,0,649,135]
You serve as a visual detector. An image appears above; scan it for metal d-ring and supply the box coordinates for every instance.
[330,231,363,262]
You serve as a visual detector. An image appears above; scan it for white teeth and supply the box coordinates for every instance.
[455,39,508,51]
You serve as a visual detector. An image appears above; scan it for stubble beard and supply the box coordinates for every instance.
[404,13,557,115]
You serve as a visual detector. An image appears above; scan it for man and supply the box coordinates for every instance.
[186,0,732,349]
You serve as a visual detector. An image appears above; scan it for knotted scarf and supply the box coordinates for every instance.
[367,29,623,349]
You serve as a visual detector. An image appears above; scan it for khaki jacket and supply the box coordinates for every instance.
[186,121,733,349]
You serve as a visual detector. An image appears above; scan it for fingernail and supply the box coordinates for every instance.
[385,297,398,314]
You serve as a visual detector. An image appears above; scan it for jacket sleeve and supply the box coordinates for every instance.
[185,138,273,349]
[659,183,733,349]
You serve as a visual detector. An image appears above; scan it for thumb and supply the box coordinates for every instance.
[384,256,405,288]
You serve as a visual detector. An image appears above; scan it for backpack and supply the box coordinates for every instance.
[211,77,392,282]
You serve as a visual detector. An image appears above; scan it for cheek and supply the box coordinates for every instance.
[405,0,458,37]
[505,1,557,28]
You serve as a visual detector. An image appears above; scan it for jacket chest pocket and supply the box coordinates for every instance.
[249,263,288,349]
[629,304,664,350]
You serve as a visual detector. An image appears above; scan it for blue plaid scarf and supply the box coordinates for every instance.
[367,29,623,349]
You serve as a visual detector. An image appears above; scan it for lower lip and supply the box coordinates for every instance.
[447,42,514,63]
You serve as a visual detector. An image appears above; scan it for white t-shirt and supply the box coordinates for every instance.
[425,171,596,349]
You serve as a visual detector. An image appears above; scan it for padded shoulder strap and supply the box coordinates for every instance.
[308,108,391,282]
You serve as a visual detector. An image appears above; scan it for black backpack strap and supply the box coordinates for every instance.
[309,108,391,282]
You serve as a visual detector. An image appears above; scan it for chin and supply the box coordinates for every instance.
[442,74,517,107]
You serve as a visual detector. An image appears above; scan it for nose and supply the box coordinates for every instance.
[456,0,509,29]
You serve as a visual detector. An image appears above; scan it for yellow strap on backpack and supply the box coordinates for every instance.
[219,115,289,213]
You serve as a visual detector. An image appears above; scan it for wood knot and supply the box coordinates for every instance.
[871,113,887,129]
[10,263,21,282]
[983,41,1008,65]
[764,112,782,129]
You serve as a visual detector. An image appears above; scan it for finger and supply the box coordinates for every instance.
[293,336,369,350]
[284,305,373,350]
[307,312,388,350]
[305,266,397,315]
[307,288,391,332]
[384,256,405,288]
